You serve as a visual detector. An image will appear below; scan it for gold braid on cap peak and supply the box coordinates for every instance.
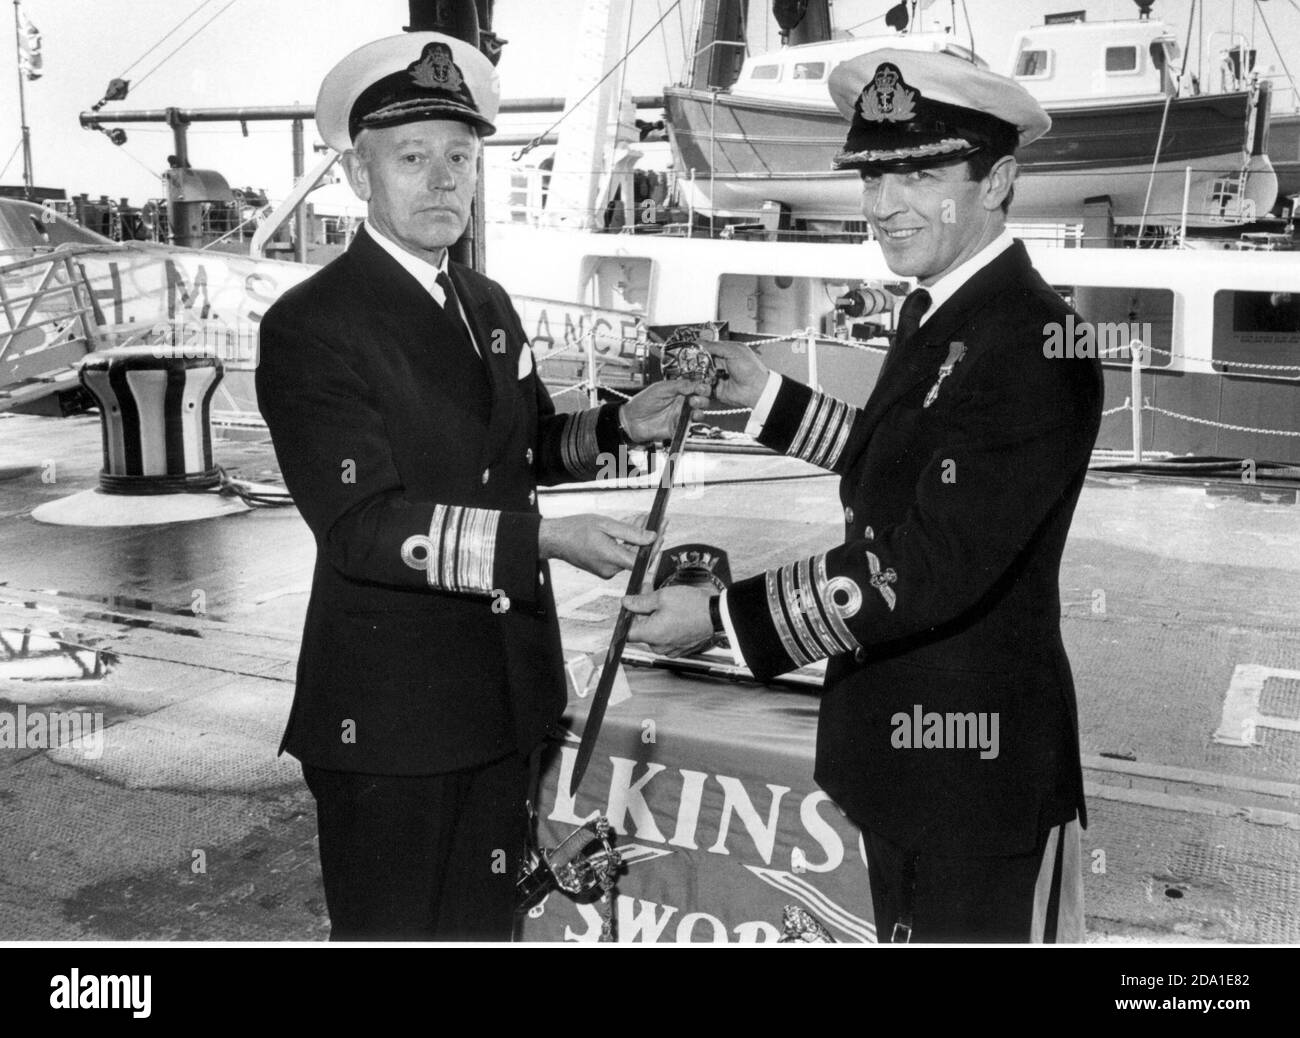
[358,95,476,128]
[834,136,974,168]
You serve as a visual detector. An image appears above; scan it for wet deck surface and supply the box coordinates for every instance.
[1,410,1297,943]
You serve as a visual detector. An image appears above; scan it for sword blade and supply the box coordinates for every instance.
[568,406,693,797]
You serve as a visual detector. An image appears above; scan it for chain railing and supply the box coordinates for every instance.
[1141,342,1300,373]
[7,261,1296,463]
[540,327,1300,463]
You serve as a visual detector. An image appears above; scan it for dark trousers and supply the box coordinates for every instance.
[862,824,1060,943]
[302,753,528,942]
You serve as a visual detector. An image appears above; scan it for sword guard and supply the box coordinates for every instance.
[516,816,624,914]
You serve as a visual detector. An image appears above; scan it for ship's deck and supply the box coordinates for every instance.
[1,411,1297,943]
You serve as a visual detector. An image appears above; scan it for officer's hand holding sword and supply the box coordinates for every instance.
[623,337,771,654]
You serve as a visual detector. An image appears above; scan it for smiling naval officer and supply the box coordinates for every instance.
[256,32,707,941]
[624,49,1104,943]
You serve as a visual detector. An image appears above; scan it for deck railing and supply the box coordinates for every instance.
[0,251,101,412]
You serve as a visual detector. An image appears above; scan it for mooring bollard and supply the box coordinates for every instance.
[78,347,225,495]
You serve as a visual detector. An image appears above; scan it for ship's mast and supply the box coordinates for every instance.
[11,0,34,198]
[406,0,478,40]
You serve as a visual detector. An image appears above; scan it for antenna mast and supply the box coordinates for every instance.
[12,0,34,198]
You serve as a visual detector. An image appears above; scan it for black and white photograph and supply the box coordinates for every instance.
[0,0,1296,1013]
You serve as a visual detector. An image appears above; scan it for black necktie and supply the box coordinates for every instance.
[894,288,932,351]
[436,269,479,359]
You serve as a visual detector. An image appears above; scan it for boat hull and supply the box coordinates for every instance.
[664,87,1279,226]
[1268,111,1300,201]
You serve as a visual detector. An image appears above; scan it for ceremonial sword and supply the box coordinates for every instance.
[567,331,719,797]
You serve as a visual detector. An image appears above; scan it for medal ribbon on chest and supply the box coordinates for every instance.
[923,341,966,408]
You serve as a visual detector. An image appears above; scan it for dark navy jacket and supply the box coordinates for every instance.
[726,241,1103,856]
[256,227,622,775]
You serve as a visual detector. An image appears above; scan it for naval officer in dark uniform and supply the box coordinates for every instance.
[626,50,1103,942]
[256,32,707,941]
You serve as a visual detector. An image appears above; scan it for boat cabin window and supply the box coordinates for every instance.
[1105,46,1140,74]
[1015,49,1051,78]
[750,64,781,81]
[1211,289,1300,380]
[1052,285,1174,369]
[791,61,826,81]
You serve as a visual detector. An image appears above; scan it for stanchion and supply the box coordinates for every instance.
[1130,338,1144,463]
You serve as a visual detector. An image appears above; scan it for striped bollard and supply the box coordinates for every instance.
[78,347,224,495]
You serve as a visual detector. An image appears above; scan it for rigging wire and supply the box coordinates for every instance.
[1197,0,1203,91]
[110,0,215,81]
[842,12,888,34]
[0,139,23,180]
[675,0,688,67]
[1253,0,1298,108]
[512,0,682,160]
[614,0,638,155]
[1135,0,1199,244]
[129,0,243,96]
[654,0,675,82]
[961,0,976,60]
[113,142,169,182]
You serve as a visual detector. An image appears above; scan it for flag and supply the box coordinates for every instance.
[17,3,43,81]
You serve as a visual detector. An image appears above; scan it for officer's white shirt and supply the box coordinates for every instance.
[362,221,480,355]
[719,229,1015,664]
[915,229,1014,320]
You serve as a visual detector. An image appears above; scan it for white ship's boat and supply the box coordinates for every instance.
[665,7,1278,227]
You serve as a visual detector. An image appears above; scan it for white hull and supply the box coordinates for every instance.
[674,154,1279,228]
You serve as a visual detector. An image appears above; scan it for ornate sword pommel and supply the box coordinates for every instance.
[660,323,721,387]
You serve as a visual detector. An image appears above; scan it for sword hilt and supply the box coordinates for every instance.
[568,335,713,798]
